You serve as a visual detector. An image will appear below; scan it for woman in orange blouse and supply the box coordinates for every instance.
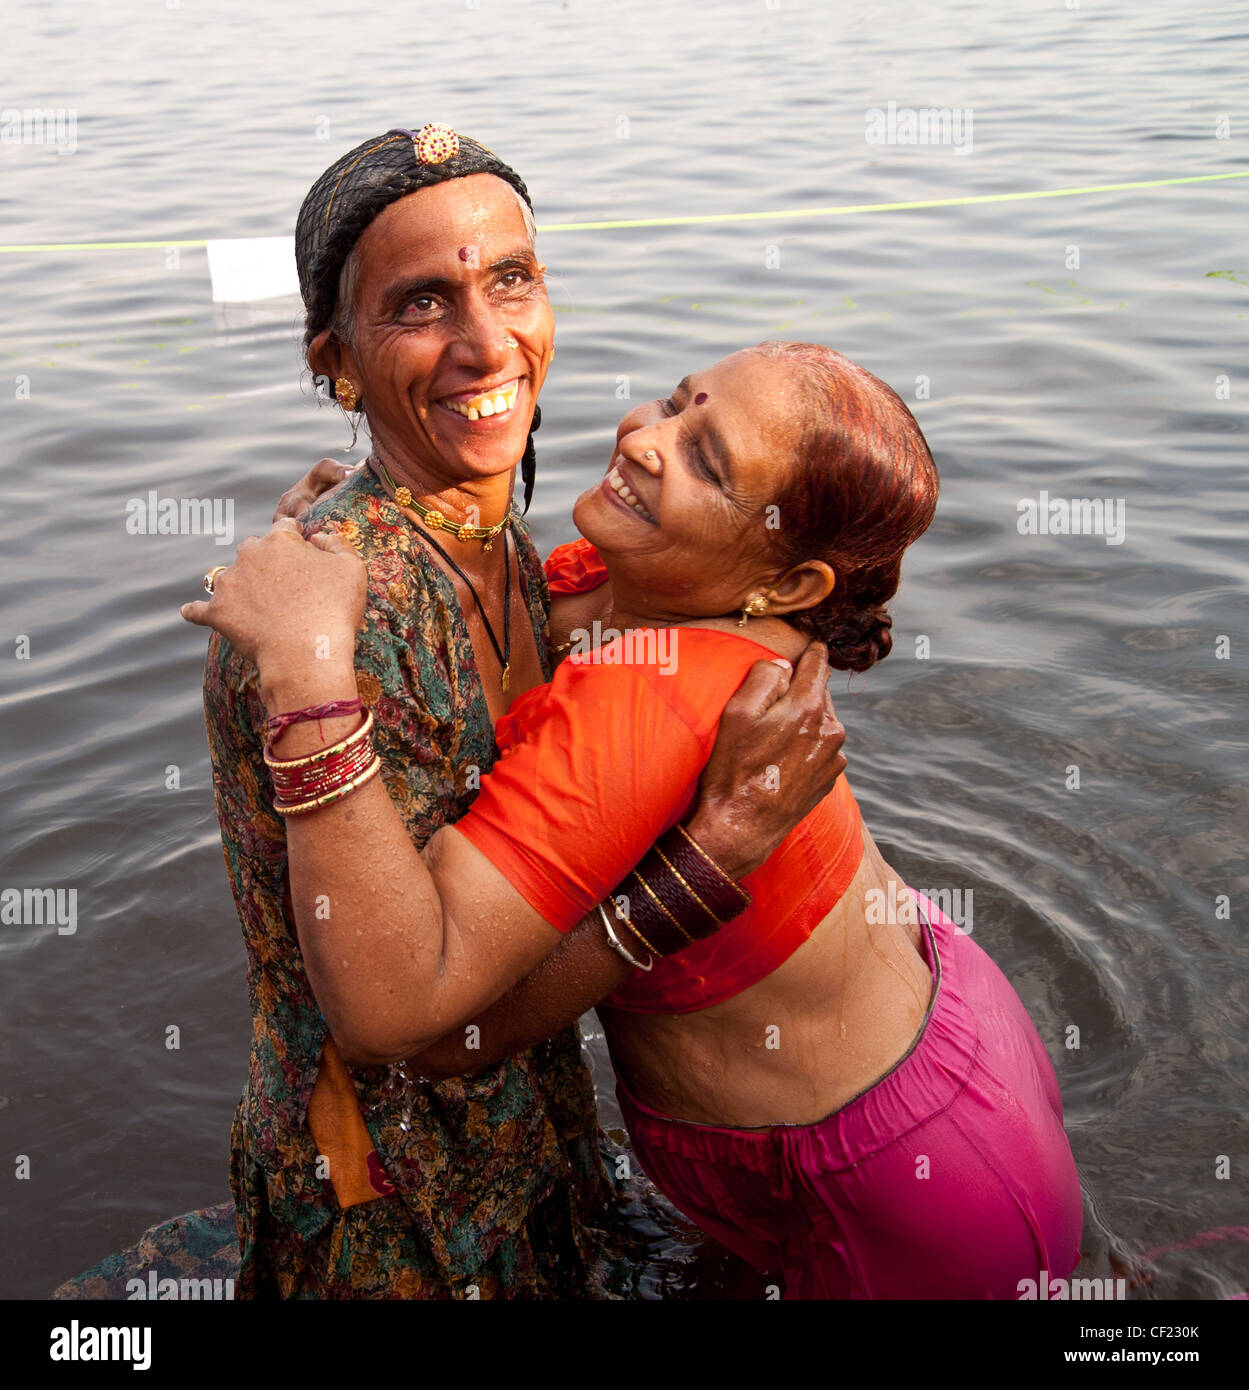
[185,341,1083,1297]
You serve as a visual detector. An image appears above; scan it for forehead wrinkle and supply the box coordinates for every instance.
[361,177,529,256]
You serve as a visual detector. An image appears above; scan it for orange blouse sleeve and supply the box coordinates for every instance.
[544,537,608,595]
[453,660,710,932]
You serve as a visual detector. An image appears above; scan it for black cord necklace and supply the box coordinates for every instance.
[417,523,513,693]
[364,448,515,691]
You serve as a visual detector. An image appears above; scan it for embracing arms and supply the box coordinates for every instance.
[184,516,846,1066]
[412,914,626,1077]
[409,646,836,1077]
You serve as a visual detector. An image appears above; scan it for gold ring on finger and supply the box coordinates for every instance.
[203,565,228,594]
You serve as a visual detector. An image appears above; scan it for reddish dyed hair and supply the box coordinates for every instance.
[750,342,939,672]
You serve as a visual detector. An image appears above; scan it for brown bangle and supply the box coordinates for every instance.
[613,873,692,956]
[639,847,722,939]
[605,824,752,958]
[653,843,722,928]
[673,823,751,909]
[631,871,695,946]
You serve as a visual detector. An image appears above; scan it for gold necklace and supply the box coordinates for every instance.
[374,459,515,552]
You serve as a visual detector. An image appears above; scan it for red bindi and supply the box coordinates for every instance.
[694,391,708,405]
[458,246,471,261]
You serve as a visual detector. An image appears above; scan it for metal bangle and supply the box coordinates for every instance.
[597,901,654,972]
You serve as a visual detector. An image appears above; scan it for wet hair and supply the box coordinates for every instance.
[294,127,542,509]
[750,341,939,673]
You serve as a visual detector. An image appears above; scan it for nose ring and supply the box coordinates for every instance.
[644,450,657,461]
[502,334,518,349]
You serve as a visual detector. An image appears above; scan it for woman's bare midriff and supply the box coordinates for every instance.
[598,825,935,1129]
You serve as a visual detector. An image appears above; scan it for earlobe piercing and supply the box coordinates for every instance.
[334,378,359,411]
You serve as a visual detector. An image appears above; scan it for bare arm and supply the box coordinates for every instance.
[411,912,630,1079]
[258,658,572,1064]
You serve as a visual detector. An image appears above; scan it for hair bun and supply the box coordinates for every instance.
[826,605,893,673]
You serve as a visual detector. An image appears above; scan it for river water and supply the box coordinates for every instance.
[1,0,1246,1299]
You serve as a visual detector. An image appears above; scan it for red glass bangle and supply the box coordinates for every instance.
[272,755,383,817]
[263,711,379,815]
[270,737,376,803]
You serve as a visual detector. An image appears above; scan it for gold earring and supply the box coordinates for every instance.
[334,377,359,411]
[738,594,769,627]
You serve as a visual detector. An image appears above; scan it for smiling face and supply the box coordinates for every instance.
[572,350,817,622]
[319,173,554,489]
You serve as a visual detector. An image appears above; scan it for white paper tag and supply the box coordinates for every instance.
[206,236,299,303]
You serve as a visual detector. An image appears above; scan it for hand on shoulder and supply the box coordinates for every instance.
[180,518,366,693]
